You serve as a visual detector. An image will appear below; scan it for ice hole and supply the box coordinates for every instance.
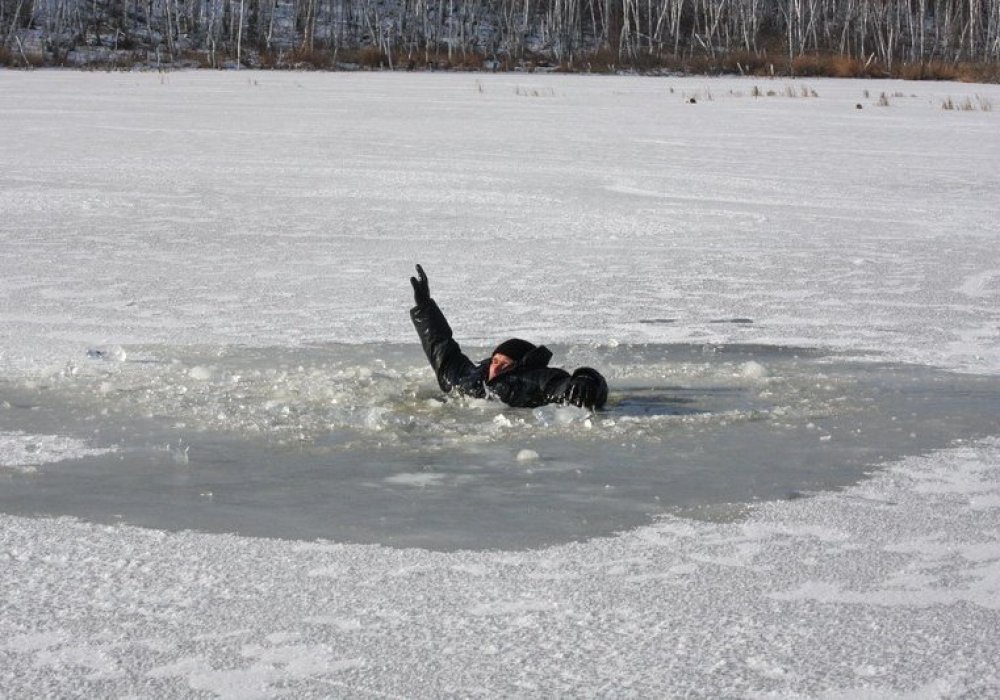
[2,343,999,550]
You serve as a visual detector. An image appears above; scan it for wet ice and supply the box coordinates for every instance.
[2,342,998,550]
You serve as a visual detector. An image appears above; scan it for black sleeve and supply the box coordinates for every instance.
[410,298,478,393]
[490,367,572,408]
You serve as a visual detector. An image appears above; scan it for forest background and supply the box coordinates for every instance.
[3,0,999,80]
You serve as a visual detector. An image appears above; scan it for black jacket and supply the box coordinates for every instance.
[410,298,608,409]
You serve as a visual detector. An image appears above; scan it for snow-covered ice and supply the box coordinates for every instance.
[2,70,1000,696]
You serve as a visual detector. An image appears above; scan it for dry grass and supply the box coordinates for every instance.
[898,61,961,81]
[355,47,387,69]
[4,34,999,83]
[894,60,1000,83]
[726,50,776,76]
[792,53,879,78]
[942,94,994,111]
[579,48,620,73]
[746,83,818,98]
[787,54,1000,83]
[403,50,490,71]
[514,85,556,97]
[579,47,1000,84]
[0,45,46,68]
[258,46,493,71]
[181,50,218,69]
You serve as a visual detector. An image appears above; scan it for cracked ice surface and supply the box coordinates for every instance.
[1,71,1000,696]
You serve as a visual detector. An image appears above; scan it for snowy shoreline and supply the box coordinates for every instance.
[2,71,999,696]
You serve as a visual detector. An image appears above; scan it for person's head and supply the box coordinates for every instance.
[489,338,536,381]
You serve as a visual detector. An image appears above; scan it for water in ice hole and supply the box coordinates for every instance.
[2,343,999,550]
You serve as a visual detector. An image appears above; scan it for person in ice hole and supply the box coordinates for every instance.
[409,264,608,410]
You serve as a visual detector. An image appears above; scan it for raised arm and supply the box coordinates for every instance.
[409,265,477,393]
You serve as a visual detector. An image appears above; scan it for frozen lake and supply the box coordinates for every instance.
[1,71,999,696]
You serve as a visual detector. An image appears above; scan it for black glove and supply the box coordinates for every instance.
[410,264,430,305]
[564,367,608,409]
[565,374,598,408]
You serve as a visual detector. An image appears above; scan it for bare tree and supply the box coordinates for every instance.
[5,0,1000,73]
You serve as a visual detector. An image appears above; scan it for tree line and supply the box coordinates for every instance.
[3,0,999,76]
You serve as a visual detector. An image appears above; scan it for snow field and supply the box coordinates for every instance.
[1,72,998,371]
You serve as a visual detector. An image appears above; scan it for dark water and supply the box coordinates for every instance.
[2,343,999,550]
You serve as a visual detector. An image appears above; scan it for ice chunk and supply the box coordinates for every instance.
[740,361,768,379]
[516,449,539,462]
[1,431,116,471]
[364,407,389,430]
[188,366,213,381]
[554,407,582,425]
[384,473,447,487]
[170,441,190,465]
[494,414,513,428]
